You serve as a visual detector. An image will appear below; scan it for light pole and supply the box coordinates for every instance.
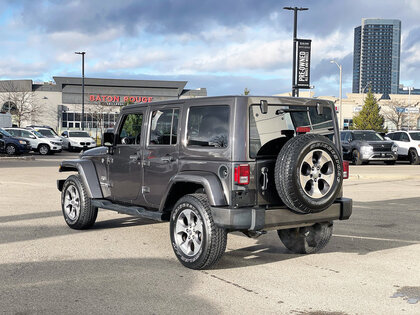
[75,51,86,130]
[330,60,342,129]
[403,86,414,130]
[283,6,308,97]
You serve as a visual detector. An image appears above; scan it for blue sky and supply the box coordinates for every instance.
[1,0,420,97]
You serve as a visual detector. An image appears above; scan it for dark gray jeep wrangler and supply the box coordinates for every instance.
[58,96,352,269]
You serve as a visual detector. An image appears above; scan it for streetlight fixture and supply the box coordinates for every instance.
[330,60,342,129]
[75,51,86,130]
[283,6,308,97]
[403,86,414,130]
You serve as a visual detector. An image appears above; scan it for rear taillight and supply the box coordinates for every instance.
[234,164,250,185]
[296,127,311,134]
[343,160,349,179]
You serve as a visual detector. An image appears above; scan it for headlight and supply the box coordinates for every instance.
[360,146,373,154]
[392,144,398,153]
[19,140,26,145]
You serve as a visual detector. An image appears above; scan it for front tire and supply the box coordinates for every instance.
[5,144,17,156]
[170,194,227,270]
[61,175,98,229]
[278,222,333,254]
[38,144,50,155]
[352,149,363,165]
[409,149,419,165]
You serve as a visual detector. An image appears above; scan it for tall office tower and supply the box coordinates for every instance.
[352,18,401,95]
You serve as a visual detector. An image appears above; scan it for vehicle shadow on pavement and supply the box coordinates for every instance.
[92,216,163,230]
[215,196,420,269]
[0,258,220,314]
[0,210,61,223]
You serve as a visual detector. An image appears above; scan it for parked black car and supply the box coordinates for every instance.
[58,96,352,269]
[340,130,398,165]
[0,128,31,155]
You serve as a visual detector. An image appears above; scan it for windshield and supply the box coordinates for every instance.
[409,132,420,140]
[353,132,384,141]
[69,132,90,138]
[32,130,45,138]
[0,128,12,137]
[37,129,55,137]
[249,104,335,158]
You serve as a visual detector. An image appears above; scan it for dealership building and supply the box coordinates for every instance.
[0,77,206,133]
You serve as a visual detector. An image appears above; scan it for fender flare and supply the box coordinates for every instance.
[58,159,103,199]
[159,171,227,211]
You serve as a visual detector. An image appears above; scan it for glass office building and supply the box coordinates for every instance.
[352,19,401,95]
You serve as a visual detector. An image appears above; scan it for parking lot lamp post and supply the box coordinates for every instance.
[330,60,342,129]
[283,6,308,97]
[403,86,413,130]
[75,52,86,130]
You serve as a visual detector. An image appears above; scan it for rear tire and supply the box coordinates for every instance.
[409,149,419,165]
[170,194,227,270]
[278,222,333,254]
[61,175,98,229]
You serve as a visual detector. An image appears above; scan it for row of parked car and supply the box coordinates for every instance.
[341,130,420,165]
[0,126,97,155]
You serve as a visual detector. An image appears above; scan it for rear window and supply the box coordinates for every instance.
[249,104,334,158]
[187,105,229,148]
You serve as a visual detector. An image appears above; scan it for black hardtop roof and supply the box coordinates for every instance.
[122,95,333,112]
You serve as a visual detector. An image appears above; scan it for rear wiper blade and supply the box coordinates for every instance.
[276,108,309,115]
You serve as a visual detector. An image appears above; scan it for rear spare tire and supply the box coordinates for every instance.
[274,134,343,214]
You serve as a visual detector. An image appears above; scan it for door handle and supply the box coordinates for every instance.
[161,155,175,162]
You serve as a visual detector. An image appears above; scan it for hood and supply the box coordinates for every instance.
[80,146,107,157]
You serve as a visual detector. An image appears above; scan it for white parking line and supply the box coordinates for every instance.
[333,234,420,244]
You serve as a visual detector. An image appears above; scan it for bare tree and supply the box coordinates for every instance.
[382,100,419,130]
[0,80,43,127]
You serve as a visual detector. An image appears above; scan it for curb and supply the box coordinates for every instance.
[348,174,420,181]
[0,155,36,161]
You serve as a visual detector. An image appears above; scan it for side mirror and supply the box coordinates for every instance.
[260,100,268,114]
[102,132,114,147]
[29,135,36,139]
[384,136,391,140]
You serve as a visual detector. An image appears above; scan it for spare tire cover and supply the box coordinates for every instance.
[274,134,343,213]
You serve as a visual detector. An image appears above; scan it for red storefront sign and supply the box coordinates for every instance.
[89,95,153,103]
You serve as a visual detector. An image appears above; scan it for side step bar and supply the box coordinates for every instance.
[91,199,164,221]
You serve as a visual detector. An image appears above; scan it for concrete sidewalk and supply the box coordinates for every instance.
[348,164,420,181]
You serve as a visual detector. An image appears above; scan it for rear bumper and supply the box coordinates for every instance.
[211,198,352,231]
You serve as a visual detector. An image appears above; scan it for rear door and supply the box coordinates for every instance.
[143,106,180,208]
[108,111,144,203]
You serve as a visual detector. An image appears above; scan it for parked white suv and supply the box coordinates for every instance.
[61,131,97,151]
[385,131,420,164]
[5,128,62,155]
[29,127,64,146]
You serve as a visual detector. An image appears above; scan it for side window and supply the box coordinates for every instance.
[149,109,178,145]
[61,131,68,137]
[340,133,346,141]
[393,132,402,141]
[187,105,229,148]
[401,133,409,142]
[117,113,143,145]
[386,133,394,140]
[345,132,352,142]
[9,130,20,137]
[21,130,32,138]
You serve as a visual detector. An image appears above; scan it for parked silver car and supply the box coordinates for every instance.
[5,127,62,155]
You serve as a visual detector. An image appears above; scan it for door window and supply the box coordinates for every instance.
[117,113,143,145]
[20,130,32,138]
[149,109,179,145]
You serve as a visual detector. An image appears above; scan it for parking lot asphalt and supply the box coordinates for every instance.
[1,154,419,314]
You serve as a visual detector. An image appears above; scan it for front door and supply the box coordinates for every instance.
[143,107,180,208]
[108,111,144,203]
